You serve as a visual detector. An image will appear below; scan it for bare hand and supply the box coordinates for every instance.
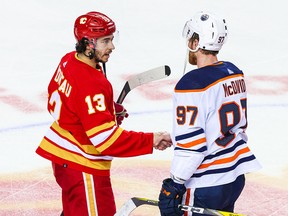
[153,132,173,151]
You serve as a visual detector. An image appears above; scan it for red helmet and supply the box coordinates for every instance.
[74,11,116,41]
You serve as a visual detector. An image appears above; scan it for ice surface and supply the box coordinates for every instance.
[0,0,288,215]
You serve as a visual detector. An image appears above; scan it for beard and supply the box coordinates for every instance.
[94,50,112,63]
[188,51,197,65]
[94,50,103,63]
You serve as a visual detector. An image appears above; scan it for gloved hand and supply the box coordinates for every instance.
[114,102,129,125]
[158,178,186,216]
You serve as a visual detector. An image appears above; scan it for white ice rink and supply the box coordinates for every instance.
[0,0,288,215]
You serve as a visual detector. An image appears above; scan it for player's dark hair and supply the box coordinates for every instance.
[75,37,89,53]
[191,33,219,56]
[75,37,95,59]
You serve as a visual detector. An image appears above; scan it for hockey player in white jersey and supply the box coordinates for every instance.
[158,11,262,216]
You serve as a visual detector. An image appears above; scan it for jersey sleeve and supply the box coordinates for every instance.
[170,87,207,182]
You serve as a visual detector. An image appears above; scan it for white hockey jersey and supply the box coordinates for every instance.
[170,61,261,188]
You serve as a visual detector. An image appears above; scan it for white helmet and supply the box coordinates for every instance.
[182,11,228,52]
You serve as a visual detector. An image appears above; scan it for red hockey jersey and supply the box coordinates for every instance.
[36,51,153,176]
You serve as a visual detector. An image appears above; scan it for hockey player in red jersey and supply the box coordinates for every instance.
[158,11,261,216]
[35,11,172,216]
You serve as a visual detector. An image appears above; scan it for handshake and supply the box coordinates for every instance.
[153,132,173,150]
[114,102,173,151]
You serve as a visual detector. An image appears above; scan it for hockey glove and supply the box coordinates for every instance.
[114,102,129,125]
[158,178,186,216]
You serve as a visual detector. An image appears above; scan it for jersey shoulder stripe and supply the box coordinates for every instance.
[174,128,207,153]
[175,146,207,153]
[175,128,204,141]
[175,61,243,92]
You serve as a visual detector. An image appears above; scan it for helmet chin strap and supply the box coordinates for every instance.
[183,41,199,74]
[84,49,95,59]
[186,40,199,53]
[183,49,188,75]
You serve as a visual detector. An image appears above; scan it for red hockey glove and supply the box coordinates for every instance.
[114,102,129,125]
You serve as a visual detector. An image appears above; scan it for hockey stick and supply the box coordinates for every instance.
[116,65,171,104]
[114,197,246,216]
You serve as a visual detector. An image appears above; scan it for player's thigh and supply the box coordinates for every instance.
[190,175,245,214]
[53,163,116,216]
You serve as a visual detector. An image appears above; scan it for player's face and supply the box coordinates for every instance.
[95,34,115,63]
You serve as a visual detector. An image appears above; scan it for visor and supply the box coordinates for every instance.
[182,20,194,40]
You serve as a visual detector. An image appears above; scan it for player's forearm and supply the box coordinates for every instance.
[170,151,204,183]
[98,130,154,157]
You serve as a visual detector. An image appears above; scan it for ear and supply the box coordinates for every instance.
[84,39,95,50]
[86,43,94,51]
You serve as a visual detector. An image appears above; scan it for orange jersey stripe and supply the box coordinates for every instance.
[198,147,250,169]
[175,74,244,93]
[176,137,206,148]
[184,188,191,216]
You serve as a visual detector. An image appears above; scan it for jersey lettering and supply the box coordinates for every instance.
[176,106,198,126]
[222,79,246,97]
[54,66,72,97]
[49,91,61,121]
[215,99,247,147]
[176,99,247,148]
[85,94,106,114]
